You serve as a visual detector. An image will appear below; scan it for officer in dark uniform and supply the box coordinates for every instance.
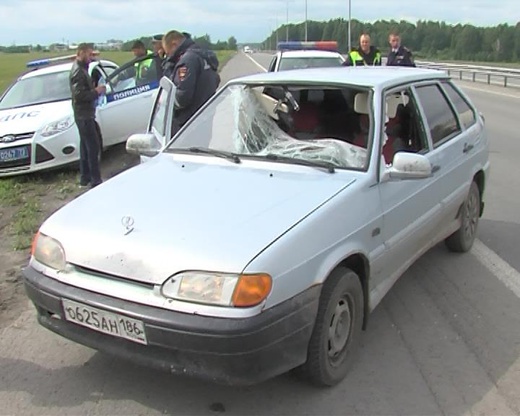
[162,30,220,136]
[386,33,416,67]
[343,34,382,66]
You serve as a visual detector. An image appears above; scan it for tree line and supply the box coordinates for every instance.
[121,35,238,52]
[263,19,520,63]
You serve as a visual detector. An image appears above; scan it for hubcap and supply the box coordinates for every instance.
[328,297,352,359]
[463,190,479,242]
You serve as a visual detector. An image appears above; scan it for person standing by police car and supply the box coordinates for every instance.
[386,32,416,67]
[343,33,382,66]
[161,30,220,136]
[69,43,106,188]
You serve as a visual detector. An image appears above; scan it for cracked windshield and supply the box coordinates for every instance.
[168,84,372,170]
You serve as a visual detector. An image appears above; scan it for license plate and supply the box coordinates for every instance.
[0,146,29,162]
[62,299,147,345]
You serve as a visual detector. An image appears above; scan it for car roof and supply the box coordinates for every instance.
[279,50,344,59]
[20,59,117,79]
[230,66,450,90]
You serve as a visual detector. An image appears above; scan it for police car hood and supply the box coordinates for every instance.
[0,101,72,136]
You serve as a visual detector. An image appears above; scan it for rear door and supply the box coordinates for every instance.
[96,54,161,146]
[412,82,471,230]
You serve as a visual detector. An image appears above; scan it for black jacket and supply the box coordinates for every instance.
[386,46,416,67]
[69,59,99,119]
[162,36,220,134]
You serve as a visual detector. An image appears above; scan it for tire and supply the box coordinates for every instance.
[299,267,364,387]
[445,181,480,253]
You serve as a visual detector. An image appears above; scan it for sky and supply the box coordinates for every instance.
[1,0,518,46]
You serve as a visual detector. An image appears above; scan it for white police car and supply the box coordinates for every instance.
[267,41,345,72]
[0,52,161,177]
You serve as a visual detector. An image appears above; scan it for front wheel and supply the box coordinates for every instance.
[445,181,481,253]
[299,267,363,387]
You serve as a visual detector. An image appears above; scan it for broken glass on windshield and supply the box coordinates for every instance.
[168,82,373,171]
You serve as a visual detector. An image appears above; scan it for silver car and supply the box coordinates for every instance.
[24,67,490,387]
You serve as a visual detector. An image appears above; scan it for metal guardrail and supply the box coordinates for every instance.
[257,51,520,89]
[415,60,520,89]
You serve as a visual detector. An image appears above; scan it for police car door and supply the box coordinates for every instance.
[96,54,160,146]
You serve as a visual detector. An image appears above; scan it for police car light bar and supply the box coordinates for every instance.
[26,51,100,68]
[277,41,338,51]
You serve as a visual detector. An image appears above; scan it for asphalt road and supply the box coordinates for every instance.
[1,52,519,416]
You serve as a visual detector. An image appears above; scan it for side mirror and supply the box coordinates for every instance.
[383,152,432,181]
[126,133,162,157]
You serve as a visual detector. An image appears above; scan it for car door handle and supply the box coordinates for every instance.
[463,143,474,153]
[431,165,441,173]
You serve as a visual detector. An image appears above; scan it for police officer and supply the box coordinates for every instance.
[386,33,416,67]
[69,43,106,188]
[162,30,220,136]
[151,34,166,59]
[131,40,155,83]
[343,34,382,66]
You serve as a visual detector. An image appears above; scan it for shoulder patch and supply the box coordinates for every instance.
[177,66,188,81]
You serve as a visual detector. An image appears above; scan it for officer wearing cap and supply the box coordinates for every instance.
[386,32,415,67]
[152,34,165,59]
[162,30,220,136]
[343,34,382,66]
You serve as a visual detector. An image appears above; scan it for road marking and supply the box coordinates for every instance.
[458,84,520,99]
[473,239,520,299]
[244,53,267,72]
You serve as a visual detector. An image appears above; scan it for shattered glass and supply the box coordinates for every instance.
[170,84,370,170]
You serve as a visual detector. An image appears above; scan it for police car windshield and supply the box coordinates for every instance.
[0,71,71,110]
[279,57,344,71]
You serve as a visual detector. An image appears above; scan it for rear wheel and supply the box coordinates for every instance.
[445,181,480,252]
[300,267,363,387]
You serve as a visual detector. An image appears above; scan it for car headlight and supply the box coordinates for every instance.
[161,271,272,307]
[31,231,66,271]
[40,116,74,137]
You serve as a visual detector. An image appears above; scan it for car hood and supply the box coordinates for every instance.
[40,154,356,285]
[0,101,72,135]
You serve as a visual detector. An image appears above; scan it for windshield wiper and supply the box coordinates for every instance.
[264,153,335,173]
[170,146,241,164]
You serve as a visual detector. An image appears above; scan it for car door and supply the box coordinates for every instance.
[139,76,176,163]
[96,54,161,146]
[375,86,442,286]
[412,82,472,231]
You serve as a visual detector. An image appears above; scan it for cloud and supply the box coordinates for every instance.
[0,0,518,45]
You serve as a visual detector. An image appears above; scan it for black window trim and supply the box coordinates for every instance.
[439,80,478,131]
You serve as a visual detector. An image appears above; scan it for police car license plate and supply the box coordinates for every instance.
[62,299,147,345]
[0,146,29,162]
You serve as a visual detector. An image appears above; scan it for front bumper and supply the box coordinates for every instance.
[23,266,320,386]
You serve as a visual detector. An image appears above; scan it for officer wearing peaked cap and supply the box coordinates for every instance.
[386,32,415,67]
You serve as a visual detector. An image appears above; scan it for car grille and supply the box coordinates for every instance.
[0,132,34,144]
[72,264,156,290]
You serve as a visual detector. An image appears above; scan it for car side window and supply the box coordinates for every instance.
[440,81,477,130]
[382,88,429,165]
[414,84,461,148]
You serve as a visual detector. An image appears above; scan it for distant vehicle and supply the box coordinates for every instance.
[25,66,489,387]
[268,41,345,72]
[243,45,253,54]
[0,52,161,177]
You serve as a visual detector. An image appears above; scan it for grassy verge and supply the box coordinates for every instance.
[0,170,80,250]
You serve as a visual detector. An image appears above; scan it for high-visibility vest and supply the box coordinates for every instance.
[349,49,381,66]
[135,50,154,78]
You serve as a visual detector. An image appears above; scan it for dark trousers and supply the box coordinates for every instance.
[75,118,102,185]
